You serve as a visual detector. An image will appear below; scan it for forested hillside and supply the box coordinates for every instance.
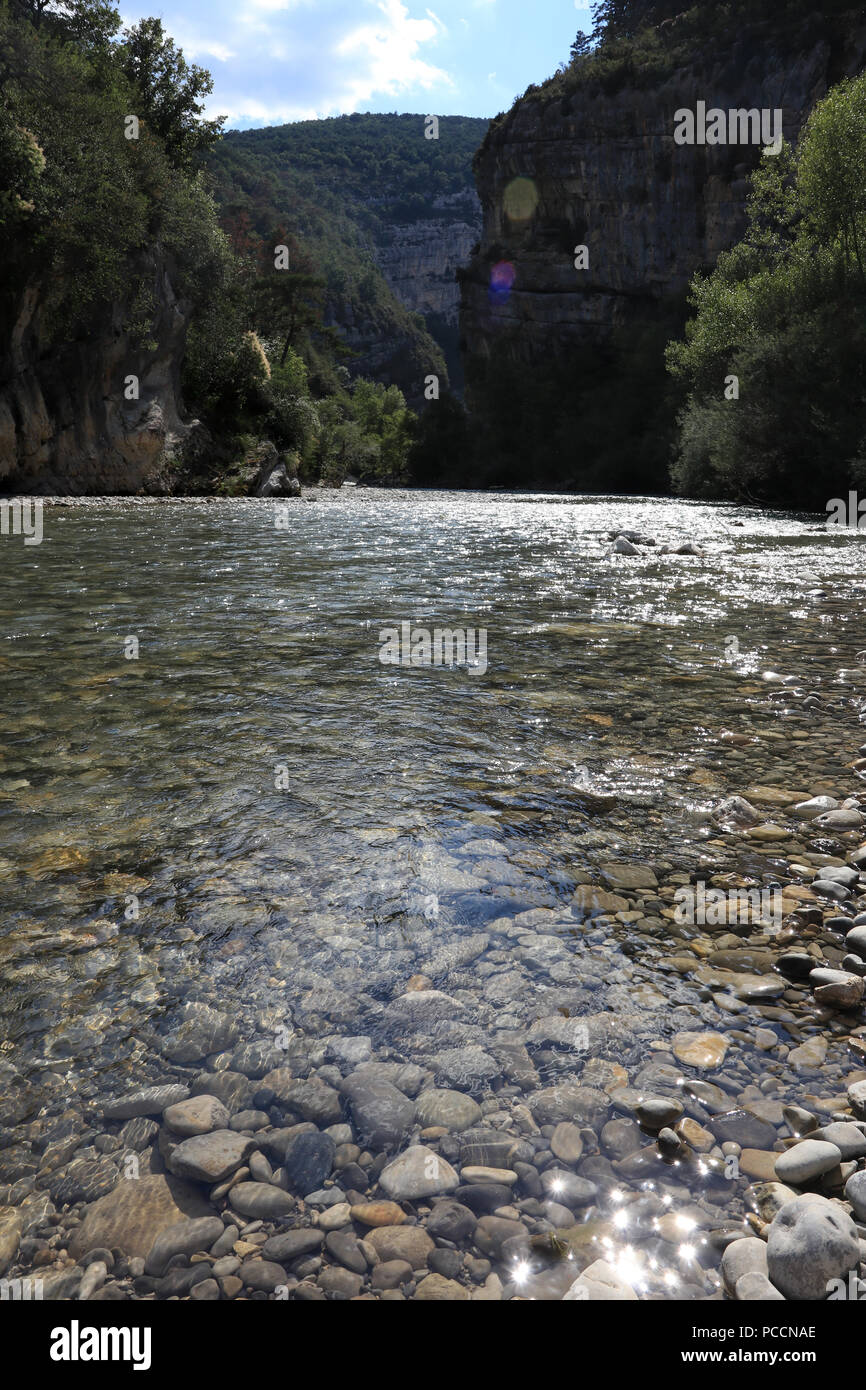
[0,1,435,492]
[208,114,487,396]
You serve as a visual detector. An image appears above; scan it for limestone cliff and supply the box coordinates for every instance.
[374,190,481,325]
[0,254,194,495]
[460,13,866,384]
[210,115,487,400]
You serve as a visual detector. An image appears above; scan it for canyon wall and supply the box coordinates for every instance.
[0,254,194,495]
[460,16,866,382]
[374,190,482,324]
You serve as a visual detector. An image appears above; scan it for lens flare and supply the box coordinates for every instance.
[489,260,516,305]
[503,175,538,224]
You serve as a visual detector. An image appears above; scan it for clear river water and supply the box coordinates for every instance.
[2,490,865,1299]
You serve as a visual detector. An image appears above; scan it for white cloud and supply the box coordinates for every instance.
[123,0,454,128]
[243,0,312,10]
[335,0,452,103]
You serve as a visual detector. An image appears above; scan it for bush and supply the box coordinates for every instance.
[667,74,866,506]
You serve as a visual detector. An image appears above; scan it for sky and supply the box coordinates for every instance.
[118,0,594,129]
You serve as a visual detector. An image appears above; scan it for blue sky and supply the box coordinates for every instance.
[118,0,593,128]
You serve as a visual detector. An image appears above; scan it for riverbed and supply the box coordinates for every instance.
[1,491,865,1301]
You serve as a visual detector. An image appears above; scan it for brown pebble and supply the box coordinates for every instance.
[350,1201,406,1228]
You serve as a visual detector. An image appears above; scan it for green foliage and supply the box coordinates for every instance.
[207,113,485,395]
[0,0,419,495]
[211,112,487,223]
[0,0,229,341]
[295,377,412,486]
[350,379,414,482]
[798,76,866,274]
[8,0,120,48]
[464,315,679,494]
[117,18,225,170]
[269,347,309,398]
[408,392,475,487]
[667,73,866,505]
[0,106,45,225]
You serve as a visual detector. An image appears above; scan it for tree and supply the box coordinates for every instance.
[798,76,866,282]
[254,268,325,367]
[117,17,224,169]
[8,0,119,46]
[589,1,680,41]
[570,30,592,61]
[666,72,866,505]
[248,229,325,366]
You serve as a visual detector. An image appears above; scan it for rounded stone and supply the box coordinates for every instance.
[635,1096,684,1130]
[241,1259,289,1292]
[425,1200,476,1242]
[848,1079,866,1118]
[282,1131,335,1196]
[766,1195,859,1300]
[261,1228,323,1263]
[350,1201,406,1228]
[774,1140,842,1185]
[372,1259,413,1290]
[366,1224,434,1267]
[813,1123,866,1161]
[721,1236,768,1293]
[342,1075,414,1149]
[735,1271,785,1301]
[169,1131,254,1184]
[539,1169,597,1208]
[672,1032,729,1069]
[414,1089,482,1133]
[844,1169,866,1221]
[550,1122,584,1164]
[413,1273,470,1300]
[845,926,866,959]
[227,1182,294,1219]
[378,1146,459,1201]
[163,1095,230,1136]
[143,1216,226,1277]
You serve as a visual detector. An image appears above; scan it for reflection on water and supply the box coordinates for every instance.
[1,491,864,1298]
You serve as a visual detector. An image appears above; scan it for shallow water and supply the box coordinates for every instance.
[2,490,865,1297]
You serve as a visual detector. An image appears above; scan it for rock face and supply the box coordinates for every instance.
[459,16,866,403]
[373,190,481,325]
[0,252,195,495]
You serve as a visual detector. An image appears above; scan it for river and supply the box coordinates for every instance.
[1,491,865,1300]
